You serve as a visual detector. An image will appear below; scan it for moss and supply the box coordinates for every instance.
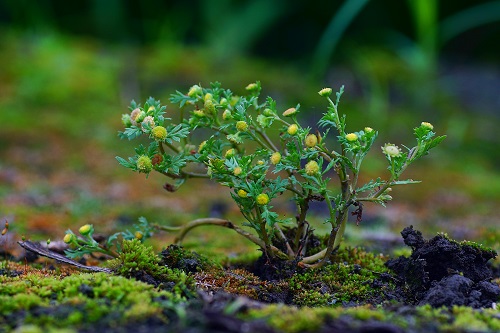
[159,244,218,272]
[289,247,394,306]
[107,239,196,297]
[0,270,180,331]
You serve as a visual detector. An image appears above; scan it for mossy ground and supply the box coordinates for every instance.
[2,238,499,333]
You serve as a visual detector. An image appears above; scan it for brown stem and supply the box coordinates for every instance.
[171,218,288,259]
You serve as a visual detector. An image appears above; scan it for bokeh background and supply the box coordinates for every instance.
[1,0,499,259]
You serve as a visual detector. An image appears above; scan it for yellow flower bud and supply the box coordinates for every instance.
[245,83,259,91]
[421,122,434,130]
[187,85,202,97]
[137,155,153,173]
[237,189,248,198]
[345,133,358,142]
[63,233,74,244]
[287,124,298,135]
[135,231,143,240]
[257,160,265,165]
[236,121,248,132]
[204,99,216,114]
[147,106,155,112]
[79,224,92,236]
[364,127,373,133]
[204,93,213,102]
[151,126,167,141]
[222,109,232,120]
[318,88,332,97]
[198,141,207,153]
[270,152,281,164]
[305,134,318,148]
[193,109,205,117]
[305,160,320,176]
[225,148,236,158]
[256,193,270,205]
[233,167,242,176]
[282,107,297,117]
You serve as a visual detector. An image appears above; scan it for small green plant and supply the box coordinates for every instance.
[117,82,445,268]
[63,216,154,259]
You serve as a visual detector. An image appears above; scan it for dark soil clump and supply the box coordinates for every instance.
[386,226,499,308]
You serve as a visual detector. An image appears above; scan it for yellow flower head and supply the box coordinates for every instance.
[135,231,143,240]
[364,127,373,133]
[233,167,243,176]
[237,189,248,198]
[287,124,298,135]
[270,152,281,164]
[345,133,358,142]
[63,233,75,244]
[421,122,434,130]
[79,224,92,236]
[256,193,270,205]
[318,88,332,97]
[137,155,153,173]
[236,121,248,132]
[305,134,318,148]
[305,160,320,176]
[282,107,297,117]
[152,126,167,141]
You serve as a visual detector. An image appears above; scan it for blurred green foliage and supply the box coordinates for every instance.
[0,0,499,247]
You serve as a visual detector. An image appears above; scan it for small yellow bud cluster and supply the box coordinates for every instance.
[345,133,358,142]
[287,124,298,135]
[237,189,248,198]
[135,231,143,240]
[270,152,281,164]
[236,121,248,132]
[137,155,153,173]
[318,88,332,97]
[364,127,373,133]
[305,134,318,148]
[151,126,167,141]
[305,160,320,176]
[256,193,270,205]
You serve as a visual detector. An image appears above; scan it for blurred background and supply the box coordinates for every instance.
[1,0,499,259]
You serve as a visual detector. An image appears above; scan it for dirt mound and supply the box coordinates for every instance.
[386,226,499,308]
